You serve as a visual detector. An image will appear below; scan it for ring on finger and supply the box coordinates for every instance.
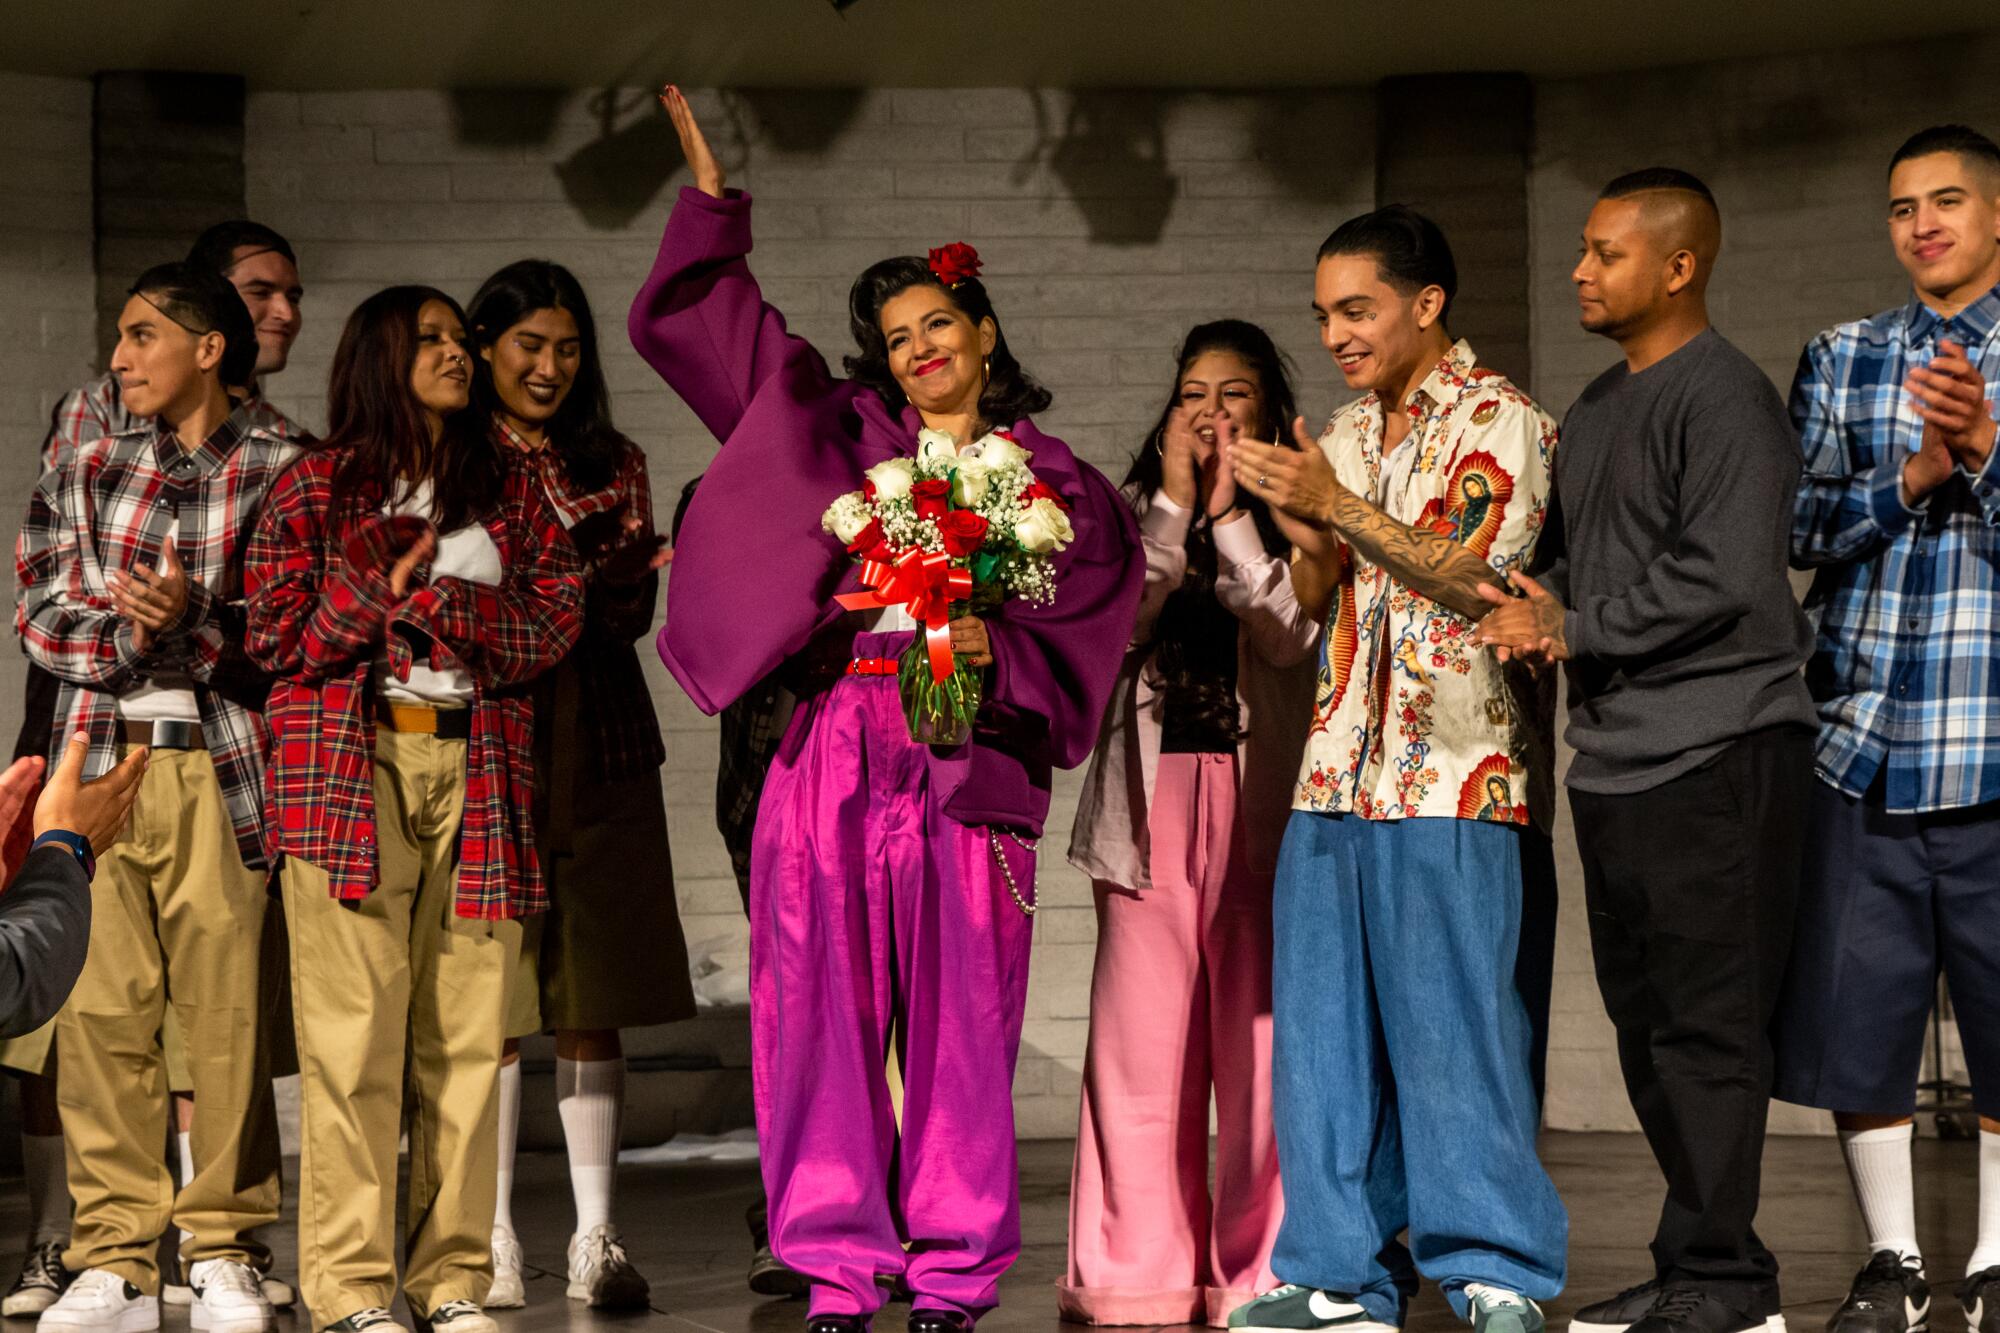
[1257,474,1269,488]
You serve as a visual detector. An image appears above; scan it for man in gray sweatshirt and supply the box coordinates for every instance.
[1473,169,1817,1333]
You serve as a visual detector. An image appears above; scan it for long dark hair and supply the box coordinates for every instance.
[1125,320,1301,740]
[319,285,501,534]
[467,259,623,492]
[842,259,1051,426]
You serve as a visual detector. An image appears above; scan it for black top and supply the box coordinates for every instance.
[0,845,91,1039]
[1538,328,1817,794]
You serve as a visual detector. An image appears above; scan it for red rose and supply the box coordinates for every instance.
[1020,479,1070,511]
[862,479,876,501]
[910,478,950,520]
[846,516,884,555]
[938,510,990,557]
[927,242,982,288]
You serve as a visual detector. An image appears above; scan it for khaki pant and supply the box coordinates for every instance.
[283,729,519,1329]
[57,747,281,1291]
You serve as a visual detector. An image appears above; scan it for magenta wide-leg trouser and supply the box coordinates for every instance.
[749,636,1037,1324]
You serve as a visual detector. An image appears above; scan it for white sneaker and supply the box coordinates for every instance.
[565,1224,649,1310]
[187,1260,273,1333]
[258,1277,295,1310]
[484,1229,525,1310]
[37,1271,160,1333]
[422,1300,496,1333]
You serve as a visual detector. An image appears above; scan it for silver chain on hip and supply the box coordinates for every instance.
[989,829,1040,916]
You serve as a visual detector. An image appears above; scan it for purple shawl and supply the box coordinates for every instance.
[628,187,1143,834]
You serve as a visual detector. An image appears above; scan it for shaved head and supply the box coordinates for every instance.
[1600,168,1721,288]
[1574,168,1722,349]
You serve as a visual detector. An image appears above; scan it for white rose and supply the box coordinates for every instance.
[951,459,992,506]
[1014,496,1074,554]
[822,491,871,543]
[968,433,1032,470]
[916,429,960,464]
[864,457,916,501]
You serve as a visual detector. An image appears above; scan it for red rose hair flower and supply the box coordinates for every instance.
[928,242,982,288]
[938,510,990,556]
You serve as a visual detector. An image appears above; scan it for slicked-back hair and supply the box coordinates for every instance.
[1889,124,2000,185]
[842,256,1052,425]
[1316,205,1458,323]
[185,220,296,278]
[128,261,259,389]
[1600,167,1717,208]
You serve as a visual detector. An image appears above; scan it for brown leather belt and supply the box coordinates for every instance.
[374,701,472,740]
[120,719,205,750]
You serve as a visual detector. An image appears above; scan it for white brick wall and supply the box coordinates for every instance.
[0,73,95,729]
[242,86,1374,1137]
[1529,33,2000,1134]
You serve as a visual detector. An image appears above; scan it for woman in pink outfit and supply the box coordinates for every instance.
[1064,321,1322,1329]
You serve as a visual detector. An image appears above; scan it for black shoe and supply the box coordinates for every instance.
[807,1318,868,1333]
[1572,1279,1665,1333]
[1829,1252,1929,1333]
[749,1244,809,1300]
[1960,1267,2000,1333]
[1629,1288,1766,1333]
[908,1312,971,1333]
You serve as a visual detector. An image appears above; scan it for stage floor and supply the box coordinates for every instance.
[0,1133,1982,1333]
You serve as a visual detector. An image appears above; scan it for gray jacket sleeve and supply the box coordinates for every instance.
[0,844,92,1038]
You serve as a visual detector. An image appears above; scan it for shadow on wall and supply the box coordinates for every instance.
[1006,91,1371,246]
[446,86,874,232]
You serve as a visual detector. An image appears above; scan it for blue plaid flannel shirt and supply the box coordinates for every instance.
[1790,281,2000,813]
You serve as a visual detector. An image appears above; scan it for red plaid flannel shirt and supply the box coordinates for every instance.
[15,409,303,868]
[494,420,665,782]
[244,448,584,918]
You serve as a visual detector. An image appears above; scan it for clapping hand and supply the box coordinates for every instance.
[1906,338,1997,476]
[110,540,192,653]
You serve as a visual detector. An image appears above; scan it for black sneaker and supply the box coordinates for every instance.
[1961,1267,2000,1333]
[2,1240,72,1318]
[1829,1252,1928,1333]
[1572,1279,1665,1333]
[326,1309,404,1333]
[749,1244,808,1300]
[1630,1288,1767,1333]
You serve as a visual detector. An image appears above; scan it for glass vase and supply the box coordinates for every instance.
[898,635,982,747]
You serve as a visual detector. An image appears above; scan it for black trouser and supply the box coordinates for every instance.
[1570,725,1812,1313]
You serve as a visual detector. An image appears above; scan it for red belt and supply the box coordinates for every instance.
[846,657,898,677]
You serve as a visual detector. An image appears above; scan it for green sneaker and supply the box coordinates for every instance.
[1464,1285,1545,1333]
[1228,1285,1400,1333]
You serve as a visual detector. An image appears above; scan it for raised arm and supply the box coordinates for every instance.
[627,87,824,444]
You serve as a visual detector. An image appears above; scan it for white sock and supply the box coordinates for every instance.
[177,1130,196,1252]
[494,1060,521,1236]
[555,1056,624,1235]
[22,1134,69,1244]
[1841,1124,1921,1266]
[1969,1129,2000,1276]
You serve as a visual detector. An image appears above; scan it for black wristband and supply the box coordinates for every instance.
[30,830,94,879]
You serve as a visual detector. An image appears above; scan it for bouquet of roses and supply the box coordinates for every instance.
[821,426,1073,745]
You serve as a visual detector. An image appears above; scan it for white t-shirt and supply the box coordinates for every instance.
[118,518,201,724]
[372,480,502,708]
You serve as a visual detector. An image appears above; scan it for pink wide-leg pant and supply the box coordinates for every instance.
[1062,751,1283,1327]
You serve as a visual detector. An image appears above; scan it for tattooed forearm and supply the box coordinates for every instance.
[1323,484,1496,620]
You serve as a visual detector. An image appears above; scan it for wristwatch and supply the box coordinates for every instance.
[30,830,94,879]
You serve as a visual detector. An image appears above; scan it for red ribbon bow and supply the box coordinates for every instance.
[835,547,973,683]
